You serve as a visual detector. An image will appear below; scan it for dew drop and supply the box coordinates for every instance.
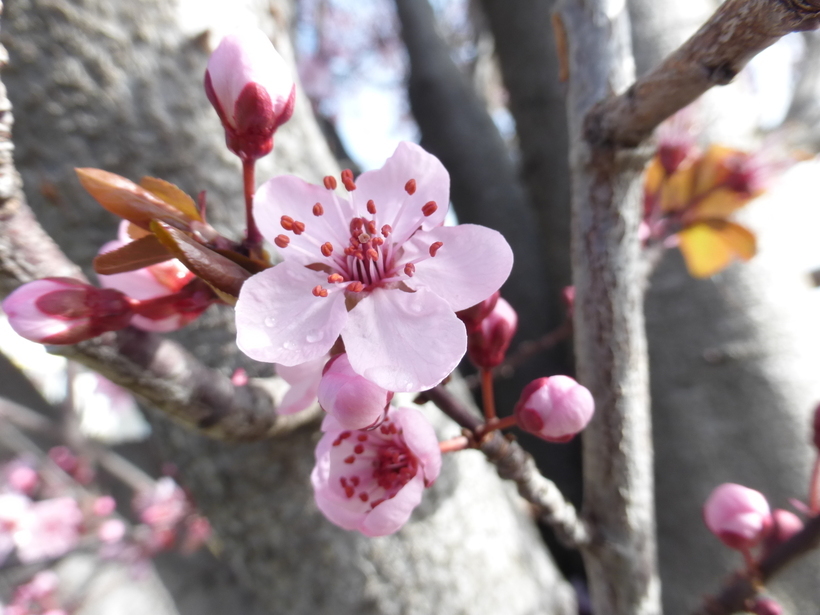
[264,316,276,327]
[306,329,324,343]
[282,340,295,350]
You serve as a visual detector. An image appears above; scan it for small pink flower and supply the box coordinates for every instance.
[4,460,38,496]
[317,354,392,430]
[703,483,772,550]
[205,27,295,161]
[466,296,517,370]
[311,407,441,536]
[275,354,328,415]
[2,278,132,344]
[98,518,127,544]
[236,142,513,391]
[97,223,198,332]
[92,496,116,517]
[514,376,595,443]
[14,497,83,563]
[134,478,189,530]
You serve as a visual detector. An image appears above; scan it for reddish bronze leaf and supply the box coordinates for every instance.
[93,234,173,275]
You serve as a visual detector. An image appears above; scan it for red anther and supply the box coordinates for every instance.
[344,485,355,498]
[354,444,365,454]
[274,235,290,248]
[348,281,365,293]
[404,179,416,195]
[367,248,379,261]
[404,263,416,277]
[292,220,306,235]
[280,215,294,230]
[340,432,352,439]
[328,273,344,284]
[350,476,360,486]
[367,199,377,214]
[350,217,364,234]
[357,434,368,442]
[354,252,365,261]
[344,247,355,256]
[429,241,443,257]
[312,285,328,297]
[341,169,356,191]
[350,235,361,246]
[366,220,377,235]
[323,175,337,190]
[344,455,355,464]
[359,492,369,502]
[313,202,324,216]
[381,224,392,237]
[321,242,334,257]
[372,237,384,246]
[422,201,438,217]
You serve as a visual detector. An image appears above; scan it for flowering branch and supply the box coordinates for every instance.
[424,385,590,547]
[693,513,820,614]
[584,0,820,149]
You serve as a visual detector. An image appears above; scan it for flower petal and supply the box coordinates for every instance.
[276,355,327,415]
[351,142,449,242]
[343,287,466,391]
[403,224,513,312]
[235,261,347,365]
[393,407,442,484]
[360,473,425,537]
[255,175,354,265]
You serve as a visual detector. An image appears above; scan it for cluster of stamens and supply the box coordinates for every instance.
[332,421,417,510]
[273,169,445,298]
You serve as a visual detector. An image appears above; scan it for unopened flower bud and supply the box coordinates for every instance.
[514,375,595,443]
[2,278,133,344]
[456,291,499,334]
[317,354,392,430]
[204,27,296,161]
[467,297,517,370]
[703,483,772,550]
[750,597,783,615]
[763,508,803,554]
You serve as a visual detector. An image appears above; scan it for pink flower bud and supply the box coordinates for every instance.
[750,597,783,615]
[5,461,38,496]
[2,278,133,344]
[456,291,499,334]
[204,27,295,161]
[703,483,772,550]
[466,297,517,370]
[514,375,595,443]
[763,508,804,554]
[92,495,117,517]
[317,354,392,430]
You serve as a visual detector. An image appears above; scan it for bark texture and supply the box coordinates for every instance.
[557,0,660,613]
[1,0,576,613]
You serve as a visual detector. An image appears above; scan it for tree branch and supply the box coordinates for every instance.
[424,384,590,548]
[586,0,820,149]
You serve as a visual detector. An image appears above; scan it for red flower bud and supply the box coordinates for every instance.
[2,278,133,344]
[514,376,595,443]
[762,508,804,555]
[466,297,517,370]
[456,290,499,334]
[204,27,295,162]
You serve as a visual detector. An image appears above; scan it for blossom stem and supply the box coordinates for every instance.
[243,159,263,254]
[480,369,496,421]
[809,453,820,514]
[438,436,470,454]
[482,415,518,434]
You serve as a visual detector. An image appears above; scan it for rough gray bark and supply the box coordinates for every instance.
[394,0,557,412]
[1,0,576,613]
[556,0,660,613]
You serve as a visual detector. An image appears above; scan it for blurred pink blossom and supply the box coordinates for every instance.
[703,483,772,551]
[134,477,189,531]
[311,406,441,536]
[14,497,83,563]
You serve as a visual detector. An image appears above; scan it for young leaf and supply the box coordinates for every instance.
[139,177,203,222]
[93,234,173,275]
[678,220,756,279]
[150,222,251,298]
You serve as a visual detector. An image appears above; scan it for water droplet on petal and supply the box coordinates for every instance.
[306,329,324,343]
[264,316,276,327]
[282,341,295,350]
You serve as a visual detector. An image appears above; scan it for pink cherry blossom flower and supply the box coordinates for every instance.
[703,483,772,551]
[514,375,595,443]
[311,406,441,536]
[236,142,514,391]
[205,27,296,161]
[98,222,198,332]
[275,354,328,415]
[14,497,83,563]
[134,477,189,530]
[317,353,392,429]
[2,278,133,344]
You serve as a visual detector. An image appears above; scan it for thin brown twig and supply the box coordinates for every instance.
[423,384,590,548]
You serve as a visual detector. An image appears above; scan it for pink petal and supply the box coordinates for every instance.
[404,224,514,312]
[276,355,327,415]
[255,175,354,263]
[129,314,185,332]
[310,437,367,531]
[393,407,442,484]
[2,279,87,342]
[360,473,425,537]
[343,287,466,391]
[235,261,348,365]
[97,240,173,301]
[351,142,449,242]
